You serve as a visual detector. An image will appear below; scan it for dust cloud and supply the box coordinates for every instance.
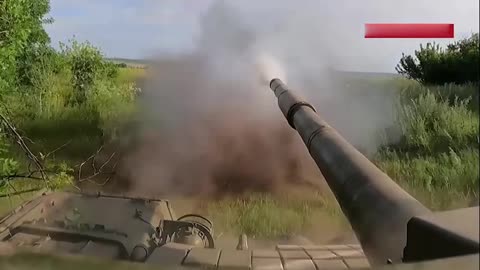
[115,1,400,197]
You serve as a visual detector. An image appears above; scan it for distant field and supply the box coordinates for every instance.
[117,67,147,85]
[106,58,148,69]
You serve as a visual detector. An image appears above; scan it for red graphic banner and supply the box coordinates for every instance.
[365,23,454,38]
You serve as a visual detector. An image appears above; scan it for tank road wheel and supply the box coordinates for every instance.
[173,221,215,248]
[177,214,213,230]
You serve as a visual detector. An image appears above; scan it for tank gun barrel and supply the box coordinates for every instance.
[269,78,431,266]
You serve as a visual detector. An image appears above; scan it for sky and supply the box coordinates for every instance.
[45,0,479,72]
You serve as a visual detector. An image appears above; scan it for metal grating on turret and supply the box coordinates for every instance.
[172,244,370,269]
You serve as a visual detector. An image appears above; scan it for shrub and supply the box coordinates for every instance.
[0,0,52,89]
[396,33,479,85]
[86,79,139,139]
[17,45,65,87]
[60,40,119,105]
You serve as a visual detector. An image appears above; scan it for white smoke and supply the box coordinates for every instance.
[255,53,288,85]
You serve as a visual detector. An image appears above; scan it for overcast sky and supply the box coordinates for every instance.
[45,0,479,72]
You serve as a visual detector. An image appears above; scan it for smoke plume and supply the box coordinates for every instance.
[116,0,400,197]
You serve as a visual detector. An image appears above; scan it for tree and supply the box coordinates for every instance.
[0,0,52,89]
[396,33,479,85]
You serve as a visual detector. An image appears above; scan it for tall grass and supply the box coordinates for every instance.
[377,82,479,210]
[378,149,478,210]
[396,91,478,154]
[116,67,147,85]
[206,191,346,239]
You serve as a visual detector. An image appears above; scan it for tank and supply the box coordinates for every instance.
[0,79,477,270]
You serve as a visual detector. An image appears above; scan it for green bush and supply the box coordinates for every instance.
[17,45,65,87]
[0,0,52,89]
[59,40,119,105]
[85,79,139,140]
[396,33,479,85]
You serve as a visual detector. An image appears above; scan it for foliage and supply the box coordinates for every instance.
[0,0,138,199]
[0,0,52,89]
[377,81,479,210]
[86,79,139,139]
[399,81,479,112]
[378,149,478,210]
[17,45,64,87]
[396,33,479,85]
[60,40,119,105]
[0,133,19,182]
[43,160,75,189]
[395,91,478,154]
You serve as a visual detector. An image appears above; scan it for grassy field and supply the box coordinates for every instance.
[1,64,478,241]
[205,190,347,240]
[107,58,149,69]
[116,67,147,85]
